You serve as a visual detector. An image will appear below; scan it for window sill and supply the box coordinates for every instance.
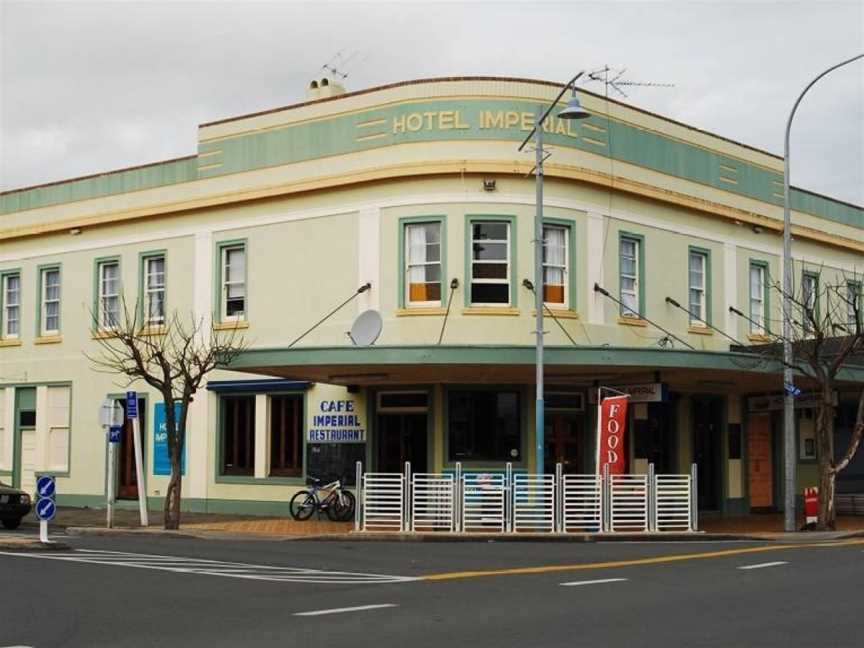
[688,326,713,336]
[91,330,119,340]
[395,307,446,317]
[531,309,580,320]
[747,333,773,343]
[617,316,648,327]
[35,336,63,345]
[462,306,520,316]
[214,320,249,331]
[139,326,167,337]
[0,338,22,348]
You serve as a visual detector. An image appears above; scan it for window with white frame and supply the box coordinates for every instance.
[405,222,442,306]
[749,263,766,335]
[688,250,707,326]
[847,281,861,329]
[543,225,568,307]
[97,261,120,330]
[802,273,818,334]
[2,273,21,338]
[221,245,246,320]
[470,221,510,305]
[144,256,166,326]
[619,237,640,318]
[40,267,61,336]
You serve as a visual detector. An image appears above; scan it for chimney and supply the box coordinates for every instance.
[306,76,346,101]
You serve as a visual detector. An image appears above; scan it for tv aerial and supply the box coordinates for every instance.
[585,65,675,99]
[321,49,368,81]
[348,309,383,346]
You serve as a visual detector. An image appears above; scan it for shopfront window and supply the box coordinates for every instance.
[448,390,521,462]
[221,395,255,475]
[269,395,303,477]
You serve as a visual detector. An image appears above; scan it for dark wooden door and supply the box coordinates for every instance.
[117,398,145,500]
[377,414,427,473]
[693,398,722,510]
[544,414,583,474]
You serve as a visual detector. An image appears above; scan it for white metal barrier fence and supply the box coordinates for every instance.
[355,462,697,534]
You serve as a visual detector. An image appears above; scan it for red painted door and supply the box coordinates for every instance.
[748,414,773,508]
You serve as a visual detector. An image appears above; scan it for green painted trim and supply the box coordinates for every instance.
[619,231,645,317]
[397,215,447,309]
[0,267,22,340]
[749,259,770,335]
[688,246,712,326]
[213,239,248,324]
[137,250,167,328]
[543,217,577,310]
[35,263,61,337]
[92,255,121,332]
[12,386,37,489]
[54,493,316,517]
[215,475,306,486]
[0,470,12,476]
[464,214,518,307]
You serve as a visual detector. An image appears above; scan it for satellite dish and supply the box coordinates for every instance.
[348,309,383,346]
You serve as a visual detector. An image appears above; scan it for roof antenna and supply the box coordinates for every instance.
[585,65,675,99]
[321,49,368,81]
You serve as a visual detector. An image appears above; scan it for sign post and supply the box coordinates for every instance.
[100,398,124,528]
[126,391,149,527]
[35,475,56,543]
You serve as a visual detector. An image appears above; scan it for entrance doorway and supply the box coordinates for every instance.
[693,397,723,510]
[117,397,145,500]
[376,414,427,473]
[544,413,584,474]
[747,413,773,509]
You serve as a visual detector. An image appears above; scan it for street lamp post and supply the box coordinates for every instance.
[519,74,591,474]
[782,53,863,532]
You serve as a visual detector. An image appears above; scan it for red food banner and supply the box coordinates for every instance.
[596,394,630,475]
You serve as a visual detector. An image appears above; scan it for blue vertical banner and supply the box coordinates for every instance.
[153,402,185,476]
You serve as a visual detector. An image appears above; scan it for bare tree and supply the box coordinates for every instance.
[753,268,864,529]
[87,300,246,529]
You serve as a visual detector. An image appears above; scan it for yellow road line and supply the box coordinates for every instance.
[422,539,864,581]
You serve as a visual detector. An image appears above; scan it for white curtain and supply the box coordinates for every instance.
[408,224,427,284]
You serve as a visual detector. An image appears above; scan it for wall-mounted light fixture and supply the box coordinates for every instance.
[482,178,496,192]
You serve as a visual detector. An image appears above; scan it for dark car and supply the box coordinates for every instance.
[0,482,32,529]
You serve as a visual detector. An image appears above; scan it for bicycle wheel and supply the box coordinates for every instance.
[327,490,356,522]
[289,490,317,521]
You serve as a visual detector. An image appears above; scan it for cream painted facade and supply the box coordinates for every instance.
[1,77,862,516]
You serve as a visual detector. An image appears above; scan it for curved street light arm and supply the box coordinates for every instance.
[518,71,585,151]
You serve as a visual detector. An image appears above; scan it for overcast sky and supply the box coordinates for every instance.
[1,0,862,206]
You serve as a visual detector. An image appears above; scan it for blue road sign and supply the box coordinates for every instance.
[109,425,122,443]
[126,391,138,418]
[36,498,56,522]
[36,475,56,499]
[784,383,803,397]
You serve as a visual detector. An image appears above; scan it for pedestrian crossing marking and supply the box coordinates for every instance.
[0,549,417,585]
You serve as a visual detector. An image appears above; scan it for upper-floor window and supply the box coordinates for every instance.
[619,235,642,318]
[802,272,818,334]
[688,250,708,327]
[40,267,61,336]
[543,225,569,308]
[144,255,166,326]
[470,221,510,305]
[1,272,21,339]
[847,281,861,329]
[97,260,121,330]
[749,262,767,335]
[220,244,246,321]
[405,222,442,307]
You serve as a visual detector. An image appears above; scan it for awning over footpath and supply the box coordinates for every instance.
[225,345,864,390]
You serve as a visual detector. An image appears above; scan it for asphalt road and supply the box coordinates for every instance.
[0,532,861,648]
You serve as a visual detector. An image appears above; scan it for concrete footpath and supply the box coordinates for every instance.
[3,506,863,548]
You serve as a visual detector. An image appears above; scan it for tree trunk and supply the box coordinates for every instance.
[815,384,837,530]
[817,467,836,530]
[164,456,183,530]
[162,396,186,530]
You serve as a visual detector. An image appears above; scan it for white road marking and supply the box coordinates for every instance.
[560,578,629,587]
[293,604,398,617]
[0,549,417,585]
[737,561,789,570]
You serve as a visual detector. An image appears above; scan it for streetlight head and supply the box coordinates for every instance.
[557,92,590,120]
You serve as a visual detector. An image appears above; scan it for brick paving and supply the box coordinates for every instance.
[700,514,864,534]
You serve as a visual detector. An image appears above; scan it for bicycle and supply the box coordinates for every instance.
[289,476,356,522]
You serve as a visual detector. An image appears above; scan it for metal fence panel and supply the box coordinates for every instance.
[653,474,692,532]
[512,474,556,533]
[411,473,455,532]
[462,473,506,532]
[609,474,648,532]
[563,475,603,533]
[361,473,404,532]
